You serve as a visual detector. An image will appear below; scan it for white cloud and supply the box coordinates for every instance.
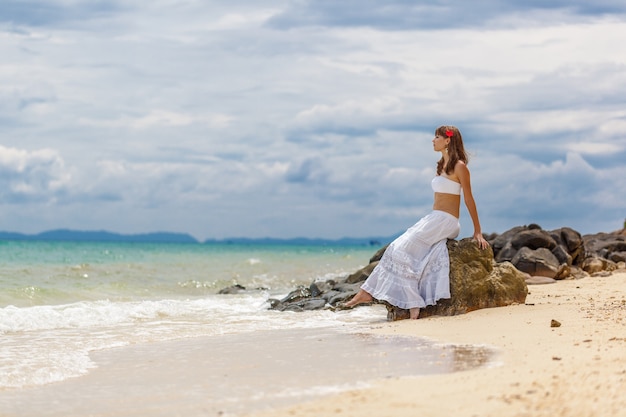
[0,146,72,203]
[0,1,625,238]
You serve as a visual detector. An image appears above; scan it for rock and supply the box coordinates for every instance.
[369,246,388,263]
[551,245,573,266]
[269,238,527,317]
[551,319,562,328]
[511,229,557,251]
[583,232,626,271]
[582,256,617,275]
[559,227,584,257]
[495,241,517,263]
[609,251,626,263]
[490,226,527,254]
[511,247,560,278]
[389,238,528,320]
[267,224,626,316]
[310,280,335,297]
[217,284,247,294]
[280,286,311,303]
[345,261,378,284]
[554,264,571,280]
[489,225,587,279]
[328,291,357,305]
[276,298,327,312]
[569,266,590,279]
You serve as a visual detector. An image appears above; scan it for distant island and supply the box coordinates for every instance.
[0,229,397,246]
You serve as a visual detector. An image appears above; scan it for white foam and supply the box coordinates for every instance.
[0,295,385,389]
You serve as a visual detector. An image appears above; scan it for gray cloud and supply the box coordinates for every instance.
[0,1,624,239]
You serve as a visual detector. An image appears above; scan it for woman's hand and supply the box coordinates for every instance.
[473,232,490,250]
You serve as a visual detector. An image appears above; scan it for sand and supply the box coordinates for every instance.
[3,271,625,417]
[248,270,626,417]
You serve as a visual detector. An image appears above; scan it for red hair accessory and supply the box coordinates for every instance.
[445,129,454,138]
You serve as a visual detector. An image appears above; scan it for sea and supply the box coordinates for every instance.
[0,240,386,388]
[0,240,495,415]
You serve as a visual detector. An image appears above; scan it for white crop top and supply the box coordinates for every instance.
[432,175,461,195]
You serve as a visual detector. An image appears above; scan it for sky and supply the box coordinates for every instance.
[1,0,625,241]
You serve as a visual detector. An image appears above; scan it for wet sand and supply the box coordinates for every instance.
[249,271,626,417]
[0,327,493,417]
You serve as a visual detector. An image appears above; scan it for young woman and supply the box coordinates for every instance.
[343,125,489,319]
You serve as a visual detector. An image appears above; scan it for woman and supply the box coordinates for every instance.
[343,125,489,319]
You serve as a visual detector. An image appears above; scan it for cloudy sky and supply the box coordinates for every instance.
[1,0,625,240]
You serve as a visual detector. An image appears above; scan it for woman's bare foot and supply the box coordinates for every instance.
[409,308,420,319]
[344,289,374,307]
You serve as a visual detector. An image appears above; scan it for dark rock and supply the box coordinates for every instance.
[276,298,328,312]
[332,282,363,293]
[310,280,335,297]
[321,290,341,302]
[552,245,573,266]
[511,229,557,251]
[280,286,311,303]
[328,291,357,306]
[267,298,281,309]
[268,225,625,317]
[511,247,560,278]
[559,227,584,253]
[369,246,388,263]
[495,241,517,263]
[345,262,378,284]
[610,251,626,263]
[217,284,247,294]
[490,226,527,254]
[551,319,561,328]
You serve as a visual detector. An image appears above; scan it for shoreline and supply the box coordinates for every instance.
[2,271,624,417]
[248,270,626,417]
[0,318,494,417]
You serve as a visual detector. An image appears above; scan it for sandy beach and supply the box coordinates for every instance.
[249,270,626,417]
[3,271,625,417]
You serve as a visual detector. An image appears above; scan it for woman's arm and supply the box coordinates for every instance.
[455,161,489,249]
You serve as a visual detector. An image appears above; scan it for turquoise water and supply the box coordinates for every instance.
[0,241,382,389]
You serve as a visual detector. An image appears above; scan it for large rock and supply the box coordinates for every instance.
[511,229,557,251]
[266,237,528,320]
[511,247,560,278]
[489,225,587,279]
[386,238,528,320]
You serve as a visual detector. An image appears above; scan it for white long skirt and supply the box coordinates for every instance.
[361,210,460,309]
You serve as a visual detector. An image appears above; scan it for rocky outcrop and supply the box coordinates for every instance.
[217,225,625,321]
[487,224,587,280]
[582,230,626,274]
[266,238,528,320]
[486,224,626,279]
[385,238,528,320]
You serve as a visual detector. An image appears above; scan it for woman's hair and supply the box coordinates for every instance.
[435,125,468,175]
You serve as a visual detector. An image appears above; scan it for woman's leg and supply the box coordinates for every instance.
[344,289,374,307]
[409,307,420,319]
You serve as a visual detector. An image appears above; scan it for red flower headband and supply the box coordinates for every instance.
[445,129,454,138]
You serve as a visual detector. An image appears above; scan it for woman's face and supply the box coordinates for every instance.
[432,133,449,152]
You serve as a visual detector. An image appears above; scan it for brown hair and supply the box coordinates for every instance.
[435,125,468,175]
